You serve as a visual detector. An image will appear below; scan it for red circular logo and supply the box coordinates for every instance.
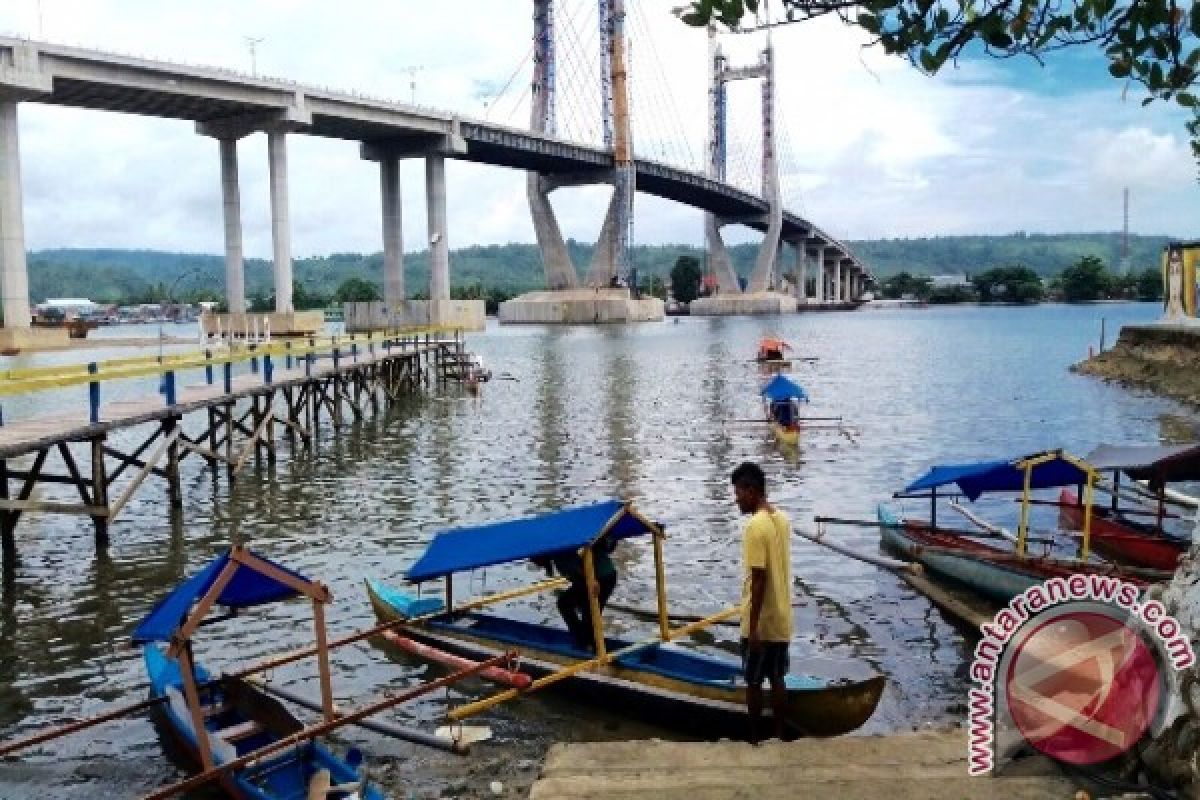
[1005,610,1162,765]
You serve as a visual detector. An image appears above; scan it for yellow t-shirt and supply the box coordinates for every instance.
[740,509,794,642]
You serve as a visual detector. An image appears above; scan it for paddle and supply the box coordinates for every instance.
[728,416,843,423]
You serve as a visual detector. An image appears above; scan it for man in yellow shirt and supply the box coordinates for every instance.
[732,461,793,742]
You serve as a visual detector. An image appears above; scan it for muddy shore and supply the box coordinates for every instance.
[1073,322,1200,407]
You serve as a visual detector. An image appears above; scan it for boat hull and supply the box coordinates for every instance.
[1058,489,1185,571]
[144,645,383,800]
[771,422,800,447]
[876,505,1150,604]
[366,580,883,738]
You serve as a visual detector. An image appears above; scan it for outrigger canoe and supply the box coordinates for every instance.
[132,547,384,800]
[760,374,807,448]
[370,500,885,738]
[882,451,1165,604]
[144,645,381,800]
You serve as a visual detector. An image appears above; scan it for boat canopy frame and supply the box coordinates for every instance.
[133,545,337,771]
[895,450,1099,560]
[400,500,742,723]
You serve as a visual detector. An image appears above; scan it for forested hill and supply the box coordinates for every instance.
[26,233,1175,303]
[848,233,1172,278]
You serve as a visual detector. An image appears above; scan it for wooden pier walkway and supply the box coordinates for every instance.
[529,731,1080,800]
[0,328,475,557]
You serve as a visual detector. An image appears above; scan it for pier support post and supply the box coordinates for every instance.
[833,258,843,303]
[0,459,12,558]
[224,402,236,483]
[218,137,247,313]
[164,417,182,509]
[0,100,30,330]
[426,156,450,307]
[90,436,109,546]
[380,156,405,310]
[267,131,294,313]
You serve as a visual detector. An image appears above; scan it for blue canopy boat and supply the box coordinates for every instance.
[367,500,885,738]
[134,546,385,800]
[759,374,808,446]
[879,451,1163,606]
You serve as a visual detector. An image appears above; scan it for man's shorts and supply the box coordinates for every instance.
[739,638,790,686]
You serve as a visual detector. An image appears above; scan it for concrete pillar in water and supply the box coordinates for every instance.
[426,155,449,301]
[218,137,246,314]
[0,100,30,329]
[796,245,807,302]
[379,156,404,307]
[267,131,293,313]
[834,259,843,303]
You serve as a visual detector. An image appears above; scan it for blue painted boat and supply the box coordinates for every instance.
[145,644,384,800]
[367,578,884,738]
[135,546,384,800]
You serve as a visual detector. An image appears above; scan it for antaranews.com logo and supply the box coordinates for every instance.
[967,574,1196,775]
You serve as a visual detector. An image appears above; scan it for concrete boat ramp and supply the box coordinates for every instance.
[529,731,1081,800]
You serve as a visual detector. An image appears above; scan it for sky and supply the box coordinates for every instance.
[1,0,1198,260]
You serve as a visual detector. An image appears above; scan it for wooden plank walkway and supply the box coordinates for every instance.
[0,343,437,459]
[529,731,1080,800]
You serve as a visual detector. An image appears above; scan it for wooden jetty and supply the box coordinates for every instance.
[529,731,1080,800]
[0,328,473,557]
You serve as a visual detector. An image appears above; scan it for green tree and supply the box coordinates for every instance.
[927,284,976,304]
[292,280,330,311]
[972,266,1044,303]
[1137,267,1165,301]
[333,277,381,303]
[1060,256,1113,302]
[248,292,272,312]
[880,271,932,300]
[670,255,703,304]
[680,1,1200,165]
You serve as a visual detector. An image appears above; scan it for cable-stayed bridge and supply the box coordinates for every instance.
[0,2,868,338]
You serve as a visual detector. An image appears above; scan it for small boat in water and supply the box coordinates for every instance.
[760,374,807,447]
[1058,489,1187,571]
[879,451,1165,605]
[755,337,792,369]
[132,546,385,800]
[144,645,381,800]
[367,500,885,738]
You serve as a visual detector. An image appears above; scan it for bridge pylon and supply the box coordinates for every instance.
[500,0,663,324]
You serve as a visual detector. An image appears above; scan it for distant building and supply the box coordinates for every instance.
[36,298,97,318]
[929,274,972,290]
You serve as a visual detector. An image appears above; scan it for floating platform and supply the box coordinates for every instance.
[689,291,797,316]
[498,288,664,324]
[529,730,1079,800]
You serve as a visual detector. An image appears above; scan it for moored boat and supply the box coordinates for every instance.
[133,546,385,800]
[1058,489,1187,571]
[368,500,885,738]
[880,451,1165,605]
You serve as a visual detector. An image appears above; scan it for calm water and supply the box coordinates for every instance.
[0,303,1188,798]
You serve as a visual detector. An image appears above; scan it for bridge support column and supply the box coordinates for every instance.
[834,259,843,303]
[380,156,404,308]
[0,100,29,330]
[426,155,450,303]
[530,175,578,290]
[267,131,293,313]
[705,216,741,293]
[796,245,808,302]
[218,138,246,314]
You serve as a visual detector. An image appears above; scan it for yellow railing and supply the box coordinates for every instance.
[0,325,464,404]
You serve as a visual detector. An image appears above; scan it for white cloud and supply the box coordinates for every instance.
[0,0,1196,261]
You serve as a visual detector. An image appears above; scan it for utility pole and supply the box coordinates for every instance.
[244,36,264,77]
[401,66,424,105]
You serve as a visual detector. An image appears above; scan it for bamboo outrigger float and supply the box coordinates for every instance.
[366,500,885,738]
